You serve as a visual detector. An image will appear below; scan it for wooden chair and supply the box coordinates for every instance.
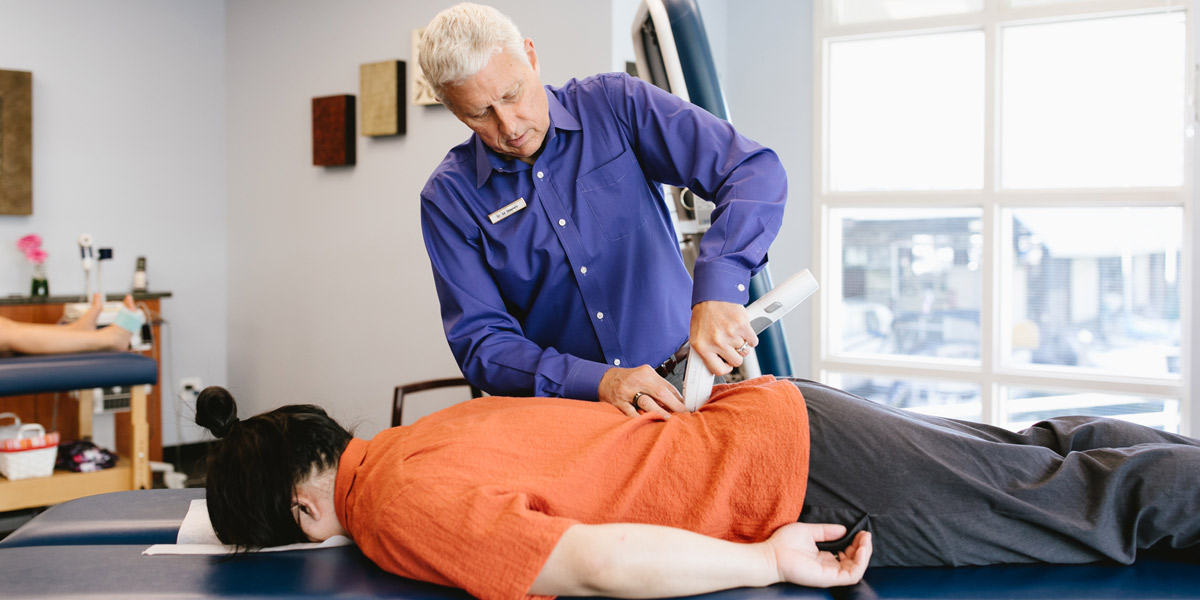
[391,377,483,427]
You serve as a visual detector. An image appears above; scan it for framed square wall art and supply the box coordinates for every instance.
[360,60,406,136]
[411,28,440,106]
[0,69,33,215]
[312,94,356,166]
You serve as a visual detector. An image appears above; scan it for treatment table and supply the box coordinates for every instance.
[0,351,157,512]
[0,490,1196,599]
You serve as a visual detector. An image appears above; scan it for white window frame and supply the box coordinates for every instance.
[811,0,1195,433]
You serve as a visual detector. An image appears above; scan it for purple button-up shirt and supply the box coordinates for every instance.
[420,72,786,401]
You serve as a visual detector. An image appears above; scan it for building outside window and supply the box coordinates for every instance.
[813,0,1190,432]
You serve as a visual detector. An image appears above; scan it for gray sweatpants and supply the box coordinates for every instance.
[790,378,1200,567]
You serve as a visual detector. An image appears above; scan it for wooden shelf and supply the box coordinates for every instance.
[0,458,136,512]
[0,378,151,512]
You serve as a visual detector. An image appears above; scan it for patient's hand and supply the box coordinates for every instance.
[599,365,686,418]
[767,523,871,588]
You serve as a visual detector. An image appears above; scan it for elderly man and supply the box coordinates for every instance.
[418,3,788,416]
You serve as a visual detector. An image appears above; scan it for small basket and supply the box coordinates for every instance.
[0,412,22,440]
[0,424,60,481]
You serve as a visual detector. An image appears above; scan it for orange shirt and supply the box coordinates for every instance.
[334,376,809,600]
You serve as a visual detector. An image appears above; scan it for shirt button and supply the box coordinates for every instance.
[596,312,604,319]
[537,171,544,179]
[614,359,621,366]
[558,219,566,227]
[580,266,588,274]
[738,284,746,292]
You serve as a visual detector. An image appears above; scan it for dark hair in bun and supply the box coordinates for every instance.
[196,386,238,438]
[196,386,352,550]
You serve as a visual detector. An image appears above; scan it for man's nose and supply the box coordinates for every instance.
[495,107,517,136]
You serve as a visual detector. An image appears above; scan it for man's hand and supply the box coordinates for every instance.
[599,365,687,418]
[690,301,758,376]
[766,523,871,588]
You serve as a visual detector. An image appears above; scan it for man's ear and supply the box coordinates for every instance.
[524,38,540,76]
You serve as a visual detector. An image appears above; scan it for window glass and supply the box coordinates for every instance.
[832,372,982,420]
[1001,12,1185,189]
[828,31,984,191]
[829,0,982,26]
[834,208,983,361]
[1006,0,1130,7]
[1006,207,1181,377]
[1004,387,1180,433]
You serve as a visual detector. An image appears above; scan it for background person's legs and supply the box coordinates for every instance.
[790,378,1200,567]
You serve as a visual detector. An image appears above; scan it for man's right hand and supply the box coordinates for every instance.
[599,365,687,418]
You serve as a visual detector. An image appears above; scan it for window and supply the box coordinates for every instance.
[815,0,1189,432]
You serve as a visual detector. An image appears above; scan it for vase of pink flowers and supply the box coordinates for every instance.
[17,234,49,298]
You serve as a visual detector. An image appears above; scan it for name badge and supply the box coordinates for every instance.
[488,198,527,224]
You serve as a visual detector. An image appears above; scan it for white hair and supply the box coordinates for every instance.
[419,3,530,101]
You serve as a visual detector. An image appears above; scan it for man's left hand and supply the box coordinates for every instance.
[690,301,758,376]
[598,365,687,418]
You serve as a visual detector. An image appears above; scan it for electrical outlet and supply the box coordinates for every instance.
[179,377,202,398]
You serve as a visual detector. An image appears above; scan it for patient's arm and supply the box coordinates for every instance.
[529,521,870,598]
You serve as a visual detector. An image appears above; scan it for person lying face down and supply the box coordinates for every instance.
[197,377,1200,599]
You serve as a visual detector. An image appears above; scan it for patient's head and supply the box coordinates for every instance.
[196,386,351,549]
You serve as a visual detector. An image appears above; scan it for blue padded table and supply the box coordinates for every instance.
[0,351,158,512]
[0,543,834,600]
[2,491,1196,600]
[0,490,833,599]
[0,488,200,548]
[851,558,1200,599]
[0,351,158,396]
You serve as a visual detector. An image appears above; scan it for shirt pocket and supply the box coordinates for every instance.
[576,147,651,241]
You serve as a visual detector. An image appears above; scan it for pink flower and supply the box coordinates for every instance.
[16,234,41,252]
[17,234,47,265]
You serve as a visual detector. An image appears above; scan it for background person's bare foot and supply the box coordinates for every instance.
[96,295,140,351]
[65,293,105,331]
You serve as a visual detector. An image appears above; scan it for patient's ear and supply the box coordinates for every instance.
[292,473,346,542]
[291,492,322,541]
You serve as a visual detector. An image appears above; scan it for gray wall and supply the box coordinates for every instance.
[0,0,227,447]
[225,0,612,436]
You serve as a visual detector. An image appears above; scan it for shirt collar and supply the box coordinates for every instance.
[334,437,368,530]
[473,86,582,188]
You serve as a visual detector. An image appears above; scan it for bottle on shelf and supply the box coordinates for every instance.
[132,256,148,293]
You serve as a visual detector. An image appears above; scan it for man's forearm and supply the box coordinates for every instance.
[530,523,778,598]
